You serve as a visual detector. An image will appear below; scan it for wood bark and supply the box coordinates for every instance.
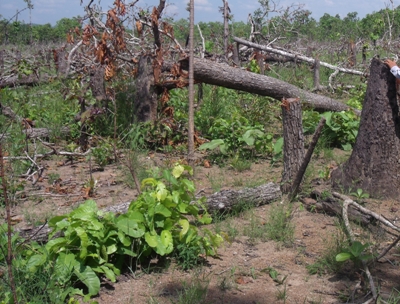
[0,74,52,89]
[331,58,400,199]
[313,59,321,91]
[233,37,364,76]
[301,190,373,226]
[134,55,159,122]
[281,98,305,194]
[17,182,281,243]
[289,117,325,201]
[176,58,360,114]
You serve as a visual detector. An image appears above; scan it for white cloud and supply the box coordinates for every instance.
[324,0,334,6]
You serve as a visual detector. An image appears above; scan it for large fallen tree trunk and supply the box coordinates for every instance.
[17,182,282,243]
[175,58,360,115]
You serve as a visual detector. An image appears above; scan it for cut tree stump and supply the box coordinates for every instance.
[331,58,400,199]
[17,182,282,243]
[281,98,305,193]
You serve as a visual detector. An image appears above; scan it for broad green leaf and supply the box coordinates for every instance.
[342,143,352,151]
[156,183,168,201]
[145,232,158,248]
[141,178,157,188]
[155,203,172,217]
[160,230,173,254]
[163,169,178,185]
[198,213,212,225]
[172,164,185,178]
[117,231,131,246]
[322,112,340,131]
[48,215,68,228]
[273,137,284,154]
[26,254,47,272]
[46,237,68,253]
[177,202,188,213]
[180,179,195,192]
[118,247,137,258]
[219,143,228,154]
[106,244,117,255]
[100,265,116,282]
[116,217,145,238]
[199,139,224,151]
[71,200,98,219]
[335,252,352,262]
[126,210,145,222]
[178,219,189,239]
[75,227,89,259]
[350,241,369,257]
[73,264,100,297]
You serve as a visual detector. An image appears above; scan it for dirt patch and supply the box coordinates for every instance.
[3,150,400,303]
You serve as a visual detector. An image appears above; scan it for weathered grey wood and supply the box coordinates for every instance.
[301,190,373,226]
[204,182,281,212]
[281,98,305,194]
[176,58,360,115]
[1,127,70,140]
[17,182,282,243]
[289,117,325,201]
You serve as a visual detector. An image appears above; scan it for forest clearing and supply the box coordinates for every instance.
[1,1,400,303]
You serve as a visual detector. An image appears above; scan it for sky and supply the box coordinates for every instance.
[0,0,397,26]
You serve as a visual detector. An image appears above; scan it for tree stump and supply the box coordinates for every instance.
[331,58,400,199]
[281,98,305,193]
[134,55,159,122]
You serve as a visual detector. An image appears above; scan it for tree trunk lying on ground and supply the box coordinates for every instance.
[301,190,373,226]
[17,182,282,243]
[0,74,52,89]
[175,58,361,115]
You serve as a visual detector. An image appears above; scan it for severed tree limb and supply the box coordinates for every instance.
[17,182,281,243]
[289,117,325,201]
[333,192,400,234]
[233,37,365,76]
[333,192,377,301]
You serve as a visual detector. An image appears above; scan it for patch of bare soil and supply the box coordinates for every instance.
[4,150,400,304]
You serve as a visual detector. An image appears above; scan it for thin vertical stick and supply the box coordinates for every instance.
[187,0,195,167]
[0,144,18,304]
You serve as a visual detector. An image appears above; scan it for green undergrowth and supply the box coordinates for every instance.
[0,164,223,302]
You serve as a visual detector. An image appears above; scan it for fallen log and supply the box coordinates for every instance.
[233,37,365,76]
[16,182,282,243]
[0,74,52,89]
[1,127,70,141]
[176,58,360,115]
[301,190,373,226]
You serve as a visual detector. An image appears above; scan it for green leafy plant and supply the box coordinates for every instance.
[264,267,288,285]
[350,188,369,201]
[91,139,114,170]
[35,164,222,299]
[128,164,223,257]
[199,117,274,160]
[0,225,78,304]
[335,241,374,266]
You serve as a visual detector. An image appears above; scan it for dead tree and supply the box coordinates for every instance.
[331,58,400,199]
[280,98,305,193]
[134,55,160,122]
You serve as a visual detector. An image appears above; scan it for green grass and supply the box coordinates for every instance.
[306,228,347,275]
[171,269,211,304]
